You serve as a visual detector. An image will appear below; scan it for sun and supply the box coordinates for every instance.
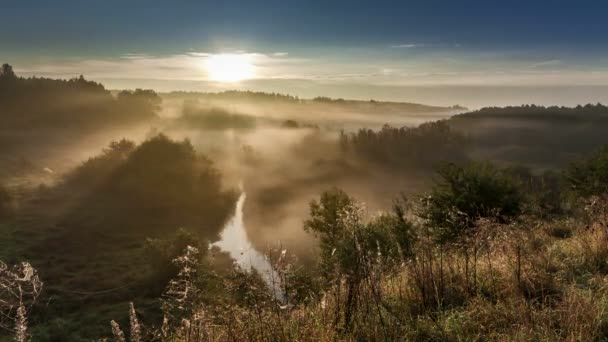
[206,54,255,82]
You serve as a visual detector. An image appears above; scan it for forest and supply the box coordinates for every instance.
[3,66,608,341]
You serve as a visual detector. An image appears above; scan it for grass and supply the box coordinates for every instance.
[9,194,608,341]
[127,210,608,341]
[5,149,608,340]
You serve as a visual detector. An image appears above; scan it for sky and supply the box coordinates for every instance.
[2,0,608,108]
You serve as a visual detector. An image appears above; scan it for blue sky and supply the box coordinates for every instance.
[2,0,608,107]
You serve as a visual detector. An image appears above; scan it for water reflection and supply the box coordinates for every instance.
[213,192,283,299]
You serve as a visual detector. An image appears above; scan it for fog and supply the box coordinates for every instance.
[1,87,458,266]
[6,83,608,269]
[155,94,453,261]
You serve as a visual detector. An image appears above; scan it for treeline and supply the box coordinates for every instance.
[0,63,160,129]
[166,90,302,103]
[339,121,469,169]
[458,103,608,121]
[313,96,466,113]
[446,104,608,167]
[174,102,257,130]
[165,90,463,114]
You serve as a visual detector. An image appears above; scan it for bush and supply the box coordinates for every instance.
[504,166,564,217]
[305,189,415,280]
[304,188,416,330]
[143,229,208,294]
[566,146,608,197]
[421,162,522,242]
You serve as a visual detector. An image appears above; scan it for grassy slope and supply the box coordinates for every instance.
[159,213,608,341]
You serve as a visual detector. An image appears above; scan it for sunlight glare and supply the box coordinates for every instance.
[206,54,255,82]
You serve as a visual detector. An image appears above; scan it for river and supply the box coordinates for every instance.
[212,192,284,300]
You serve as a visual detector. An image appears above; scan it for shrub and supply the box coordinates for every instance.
[566,145,608,197]
[143,229,208,293]
[505,166,564,217]
[304,188,416,330]
[421,162,522,243]
[304,189,415,282]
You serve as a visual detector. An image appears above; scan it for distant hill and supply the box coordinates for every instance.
[0,64,160,130]
[448,104,608,168]
[163,90,466,116]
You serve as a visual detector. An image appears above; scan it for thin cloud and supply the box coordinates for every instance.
[16,51,294,82]
[390,44,418,48]
[531,59,562,68]
[121,53,154,60]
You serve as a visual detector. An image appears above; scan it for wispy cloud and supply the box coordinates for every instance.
[13,50,608,91]
[390,44,418,49]
[17,51,295,82]
[530,59,562,68]
[390,42,462,49]
[121,53,154,60]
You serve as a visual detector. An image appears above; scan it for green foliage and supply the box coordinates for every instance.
[59,134,237,236]
[61,139,136,190]
[421,162,522,242]
[0,65,159,129]
[448,104,608,167]
[340,121,469,169]
[565,146,608,197]
[304,188,415,283]
[177,104,256,130]
[282,266,323,305]
[0,63,16,79]
[504,166,564,217]
[225,268,274,308]
[9,135,237,340]
[143,229,208,293]
[116,88,161,121]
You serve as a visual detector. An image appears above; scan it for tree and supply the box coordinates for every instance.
[504,166,564,217]
[117,89,161,120]
[304,188,415,330]
[0,64,16,79]
[340,122,469,169]
[421,162,522,243]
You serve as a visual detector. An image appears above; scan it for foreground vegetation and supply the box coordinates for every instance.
[6,142,608,340]
[158,146,608,341]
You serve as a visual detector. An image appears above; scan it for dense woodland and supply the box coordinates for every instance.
[0,64,160,130]
[449,104,608,167]
[4,67,608,340]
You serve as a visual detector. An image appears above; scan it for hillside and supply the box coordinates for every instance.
[448,104,608,168]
